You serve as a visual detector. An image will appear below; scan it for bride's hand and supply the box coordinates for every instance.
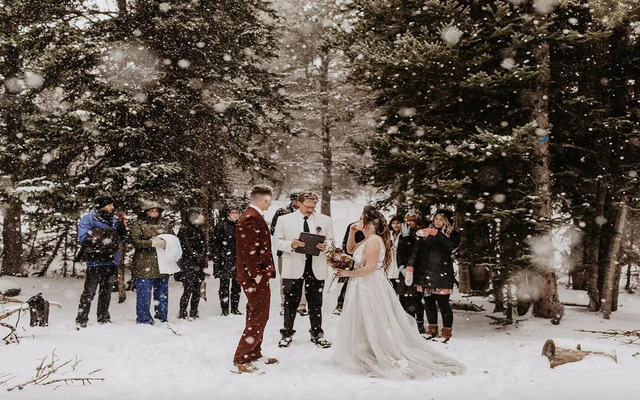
[336,269,350,278]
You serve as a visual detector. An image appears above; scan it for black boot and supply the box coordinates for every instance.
[417,320,426,334]
[230,307,242,315]
[178,308,188,319]
[189,309,199,319]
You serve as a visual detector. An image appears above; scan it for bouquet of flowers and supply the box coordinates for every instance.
[326,241,354,283]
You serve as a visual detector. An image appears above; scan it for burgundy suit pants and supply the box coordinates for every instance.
[233,279,271,364]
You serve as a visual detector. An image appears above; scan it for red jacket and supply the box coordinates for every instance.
[235,206,276,283]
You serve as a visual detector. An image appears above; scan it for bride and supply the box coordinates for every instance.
[332,206,464,379]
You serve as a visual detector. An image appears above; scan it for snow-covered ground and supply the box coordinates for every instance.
[1,199,639,399]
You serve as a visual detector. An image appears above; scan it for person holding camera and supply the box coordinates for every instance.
[75,195,126,328]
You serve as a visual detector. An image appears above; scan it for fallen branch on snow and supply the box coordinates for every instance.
[3,350,104,392]
[575,329,640,345]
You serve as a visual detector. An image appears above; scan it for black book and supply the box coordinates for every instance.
[295,232,326,256]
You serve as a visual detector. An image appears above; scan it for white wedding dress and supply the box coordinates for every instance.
[332,236,465,379]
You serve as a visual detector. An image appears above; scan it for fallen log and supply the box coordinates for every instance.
[542,339,617,368]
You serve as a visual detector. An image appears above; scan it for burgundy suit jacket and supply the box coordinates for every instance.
[235,206,276,283]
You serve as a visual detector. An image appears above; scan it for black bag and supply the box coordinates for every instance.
[74,228,120,263]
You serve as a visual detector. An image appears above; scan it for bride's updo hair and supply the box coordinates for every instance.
[361,205,392,270]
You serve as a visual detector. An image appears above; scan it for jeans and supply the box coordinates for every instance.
[135,277,169,324]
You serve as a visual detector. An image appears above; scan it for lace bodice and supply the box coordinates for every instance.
[352,236,386,270]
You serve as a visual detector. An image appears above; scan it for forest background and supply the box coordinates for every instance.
[2,0,640,324]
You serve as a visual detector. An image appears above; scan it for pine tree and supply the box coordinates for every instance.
[0,0,90,276]
[341,0,600,321]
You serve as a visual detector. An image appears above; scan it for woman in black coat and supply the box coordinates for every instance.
[407,209,461,341]
[211,206,242,316]
[177,209,207,319]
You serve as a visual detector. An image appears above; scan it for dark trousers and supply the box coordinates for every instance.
[336,278,348,306]
[76,265,115,324]
[233,278,271,364]
[180,276,203,314]
[281,258,325,337]
[400,293,425,323]
[219,276,241,312]
[424,293,453,328]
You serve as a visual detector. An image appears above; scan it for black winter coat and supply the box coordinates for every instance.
[395,228,420,297]
[409,229,461,290]
[271,202,296,257]
[177,223,207,280]
[211,218,237,280]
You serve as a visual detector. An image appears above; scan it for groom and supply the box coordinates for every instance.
[232,185,277,374]
[274,191,334,348]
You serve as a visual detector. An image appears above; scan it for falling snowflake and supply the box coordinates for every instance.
[533,0,556,15]
[501,58,516,70]
[440,26,464,46]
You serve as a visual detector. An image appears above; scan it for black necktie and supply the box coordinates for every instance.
[303,216,311,265]
[303,216,310,233]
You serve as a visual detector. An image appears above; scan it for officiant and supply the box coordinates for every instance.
[274,192,334,349]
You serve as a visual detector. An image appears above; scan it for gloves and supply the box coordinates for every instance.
[151,237,166,249]
[401,223,411,237]
[404,266,414,286]
[255,274,263,284]
[398,265,406,277]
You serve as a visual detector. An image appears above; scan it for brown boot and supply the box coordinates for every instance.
[234,362,261,374]
[426,324,439,338]
[440,327,452,341]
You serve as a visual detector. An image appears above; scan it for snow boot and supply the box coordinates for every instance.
[425,324,439,339]
[440,327,452,343]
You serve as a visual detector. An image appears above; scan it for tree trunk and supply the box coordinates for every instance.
[601,203,628,319]
[530,38,563,322]
[1,198,24,276]
[492,268,506,313]
[456,212,471,293]
[35,227,68,277]
[117,0,127,15]
[624,222,634,291]
[319,53,332,216]
[588,180,607,311]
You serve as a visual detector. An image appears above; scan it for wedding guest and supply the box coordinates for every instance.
[387,216,403,291]
[407,209,461,341]
[212,205,242,316]
[129,201,174,324]
[395,211,426,334]
[177,208,207,320]
[75,195,126,328]
[270,188,308,316]
[333,221,364,315]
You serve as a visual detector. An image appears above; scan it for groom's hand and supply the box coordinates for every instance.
[316,242,327,251]
[291,239,305,249]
